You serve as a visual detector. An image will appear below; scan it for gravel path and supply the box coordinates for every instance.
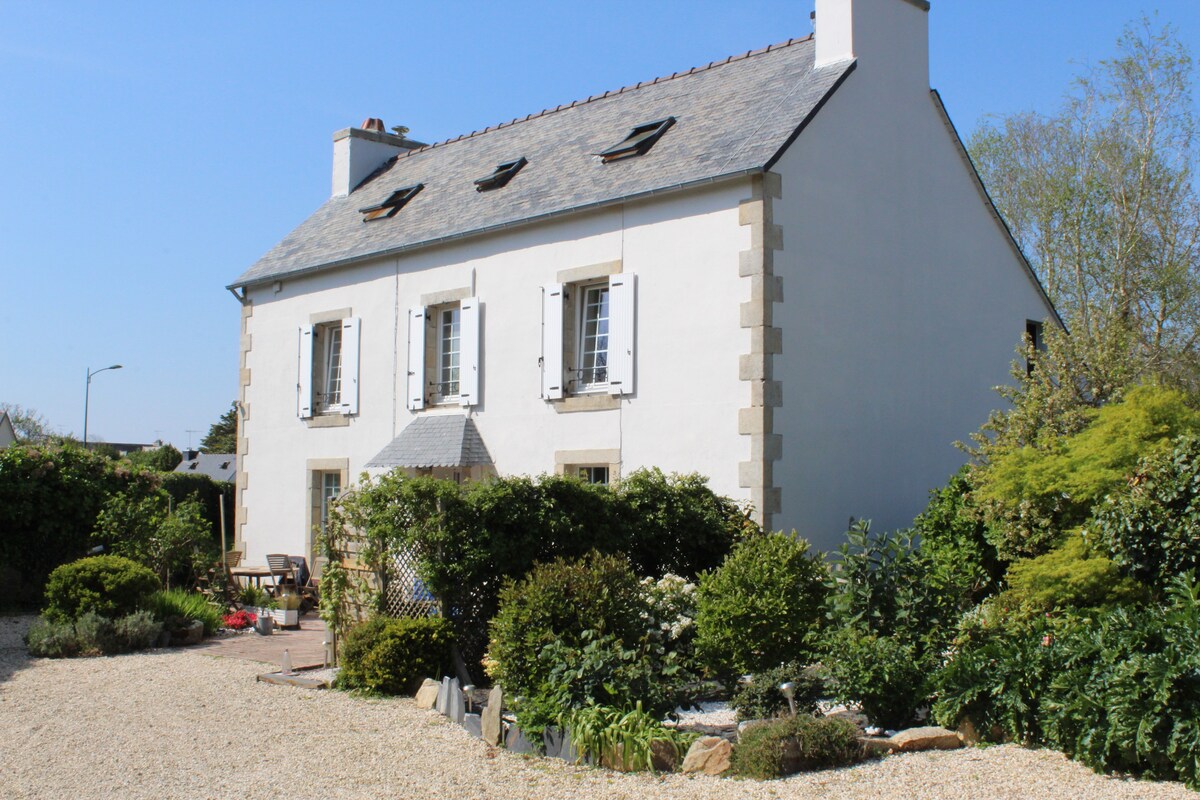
[1,615,1194,800]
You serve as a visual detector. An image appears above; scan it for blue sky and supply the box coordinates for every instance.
[3,1,1199,448]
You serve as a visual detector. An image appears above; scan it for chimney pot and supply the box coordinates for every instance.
[361,118,385,133]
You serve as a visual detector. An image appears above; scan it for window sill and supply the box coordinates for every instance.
[552,394,621,414]
[305,414,351,428]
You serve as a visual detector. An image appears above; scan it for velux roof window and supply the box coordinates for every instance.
[359,183,424,222]
[598,117,676,163]
[475,157,528,192]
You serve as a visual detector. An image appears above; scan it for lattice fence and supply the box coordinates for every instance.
[381,548,442,619]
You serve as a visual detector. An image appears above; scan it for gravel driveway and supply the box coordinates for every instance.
[1,615,1194,800]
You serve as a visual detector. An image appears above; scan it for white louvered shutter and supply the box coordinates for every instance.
[407,307,426,411]
[298,325,314,418]
[608,273,635,396]
[341,316,361,415]
[541,284,564,400]
[459,297,480,407]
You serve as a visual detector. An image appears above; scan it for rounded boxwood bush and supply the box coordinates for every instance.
[694,533,828,679]
[43,555,160,623]
[336,616,454,696]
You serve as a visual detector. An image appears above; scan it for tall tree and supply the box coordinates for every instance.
[0,403,54,442]
[199,402,238,454]
[970,18,1200,396]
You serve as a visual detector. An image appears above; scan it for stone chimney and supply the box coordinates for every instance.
[331,118,426,198]
[813,0,930,94]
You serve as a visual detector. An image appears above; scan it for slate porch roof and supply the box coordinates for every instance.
[231,35,854,289]
[366,415,493,469]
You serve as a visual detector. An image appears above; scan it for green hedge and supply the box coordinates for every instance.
[43,555,161,623]
[336,616,454,696]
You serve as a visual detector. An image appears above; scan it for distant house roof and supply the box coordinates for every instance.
[366,415,493,469]
[231,36,853,289]
[174,453,237,483]
[0,412,15,449]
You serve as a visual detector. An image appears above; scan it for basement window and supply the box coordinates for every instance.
[598,117,676,163]
[359,184,424,221]
[475,157,528,191]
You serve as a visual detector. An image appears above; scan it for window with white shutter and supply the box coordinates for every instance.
[299,316,361,418]
[459,297,480,407]
[542,274,635,400]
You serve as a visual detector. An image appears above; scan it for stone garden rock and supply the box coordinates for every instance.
[463,713,482,738]
[887,726,963,753]
[859,736,894,757]
[505,722,535,755]
[414,678,439,710]
[681,736,732,775]
[174,620,204,646]
[649,739,679,772]
[957,717,980,746]
[482,686,503,746]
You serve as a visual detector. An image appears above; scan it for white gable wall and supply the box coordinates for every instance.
[239,181,753,564]
[770,45,1054,545]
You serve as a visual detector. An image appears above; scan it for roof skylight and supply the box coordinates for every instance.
[475,157,528,192]
[359,183,424,221]
[598,117,676,163]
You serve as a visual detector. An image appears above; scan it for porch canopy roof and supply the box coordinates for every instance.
[365,414,493,469]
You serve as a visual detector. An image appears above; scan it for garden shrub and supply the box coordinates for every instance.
[26,610,163,658]
[93,488,215,588]
[1002,532,1146,616]
[325,469,747,681]
[910,470,1005,613]
[1092,434,1200,592]
[487,552,647,696]
[976,384,1200,560]
[933,575,1200,789]
[695,533,827,680]
[730,661,824,722]
[826,521,934,642]
[25,617,82,658]
[149,588,223,636]
[822,626,929,730]
[0,443,127,608]
[43,555,160,623]
[731,714,864,779]
[336,616,454,696]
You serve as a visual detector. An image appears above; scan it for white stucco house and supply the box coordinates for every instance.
[0,412,16,449]
[227,0,1057,568]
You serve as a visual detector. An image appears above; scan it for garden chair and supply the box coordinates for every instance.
[288,555,320,613]
[265,553,297,597]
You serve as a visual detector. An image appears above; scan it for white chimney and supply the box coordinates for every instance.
[331,118,425,198]
[813,0,930,94]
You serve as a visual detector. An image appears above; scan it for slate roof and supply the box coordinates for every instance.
[174,453,237,483]
[366,415,493,469]
[231,36,854,289]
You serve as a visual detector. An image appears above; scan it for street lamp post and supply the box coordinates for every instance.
[83,364,123,447]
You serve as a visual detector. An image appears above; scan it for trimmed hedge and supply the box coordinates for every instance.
[43,555,160,623]
[336,616,454,696]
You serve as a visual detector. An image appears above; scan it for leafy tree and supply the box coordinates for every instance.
[970,17,1200,393]
[976,384,1200,558]
[92,488,214,589]
[0,403,54,442]
[126,444,182,472]
[199,402,238,454]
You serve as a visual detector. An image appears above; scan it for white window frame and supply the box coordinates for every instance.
[575,282,611,393]
[574,465,610,485]
[437,306,462,403]
[541,274,634,399]
[408,298,479,410]
[298,316,360,418]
